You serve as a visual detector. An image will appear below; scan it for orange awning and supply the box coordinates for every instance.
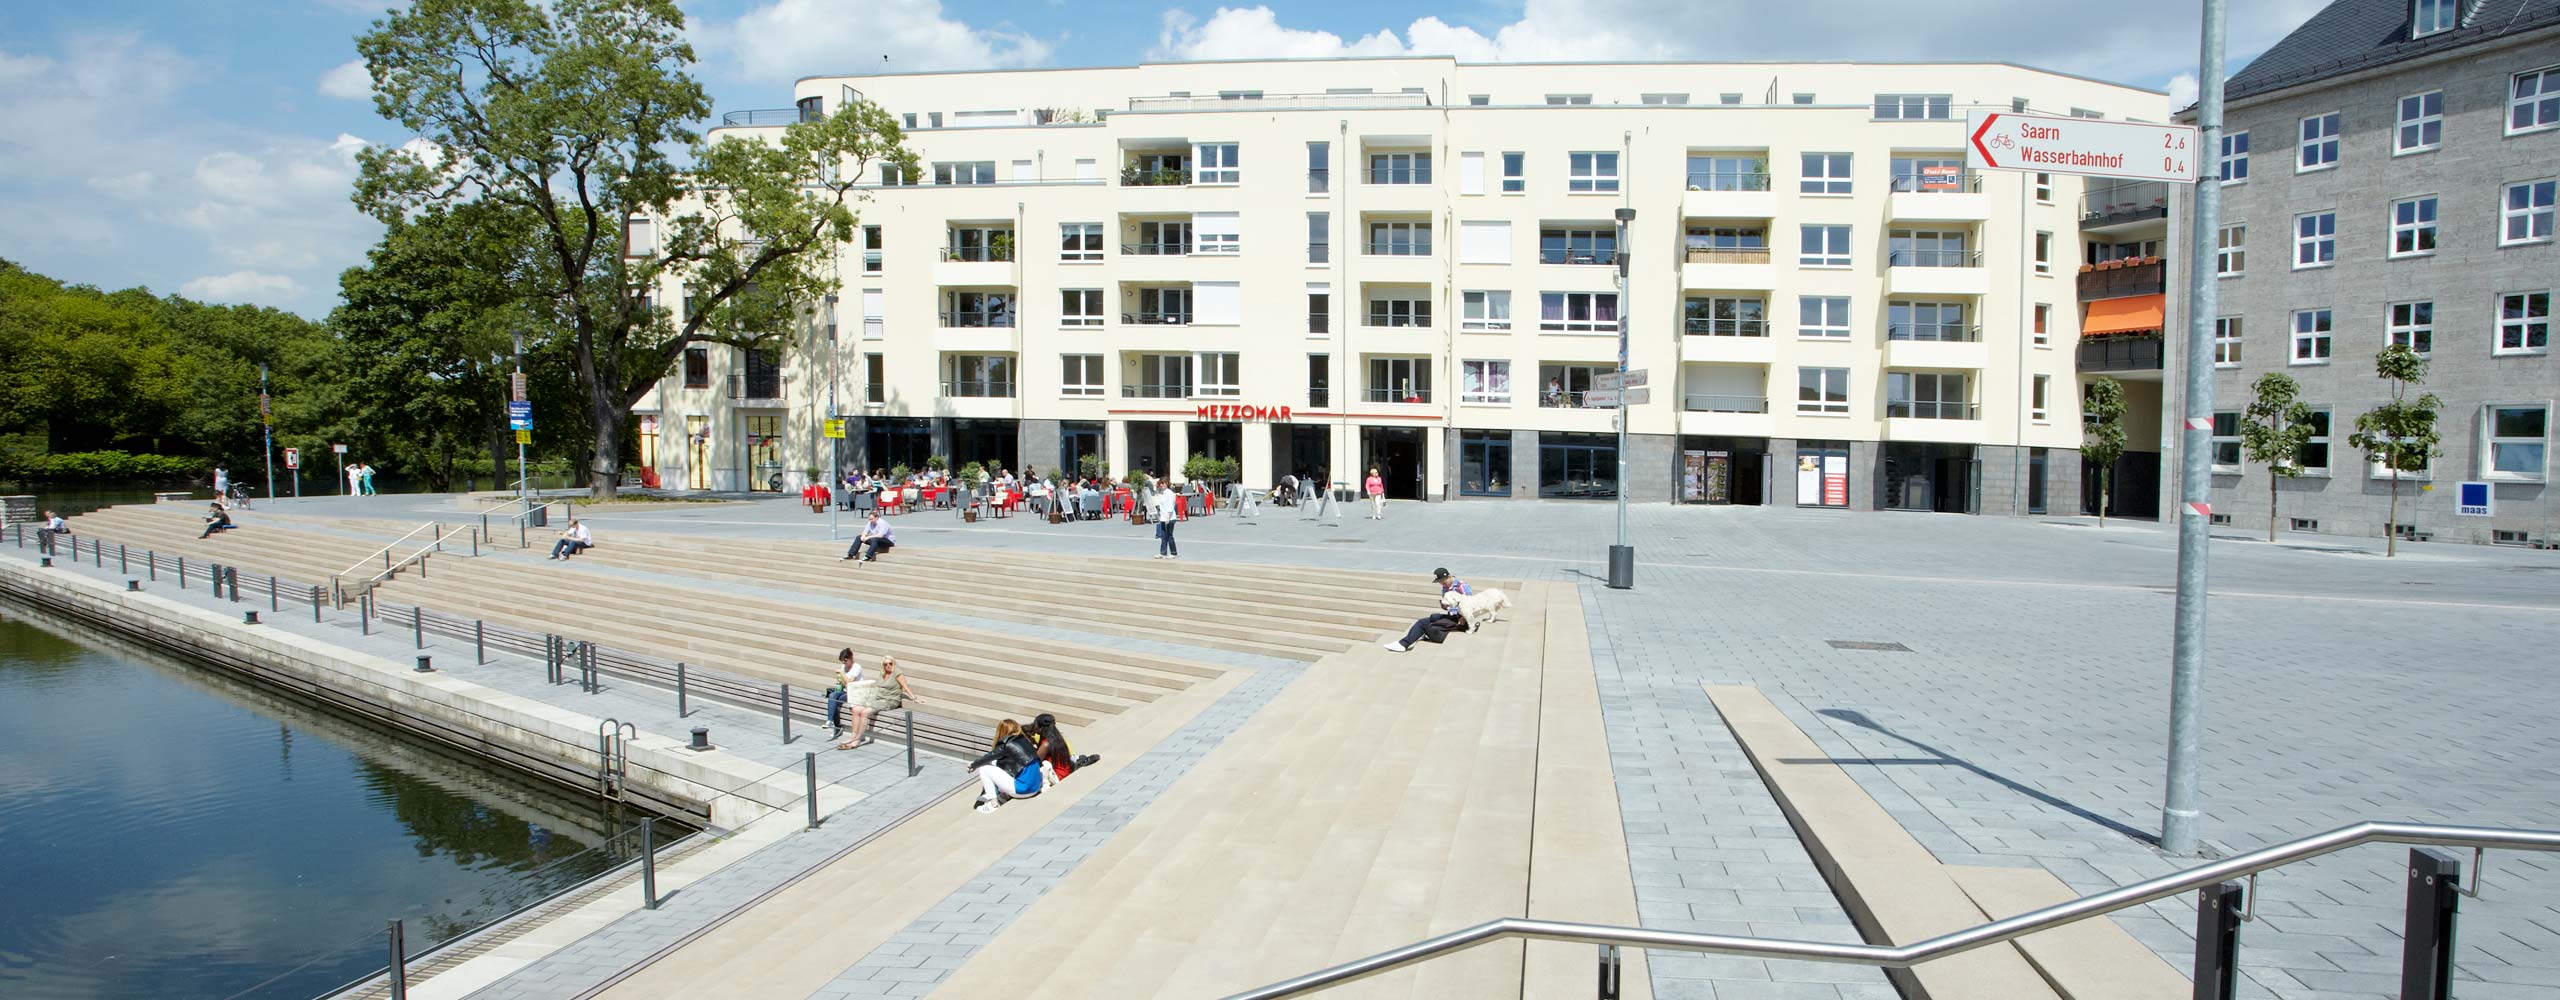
[2083,293,2165,336]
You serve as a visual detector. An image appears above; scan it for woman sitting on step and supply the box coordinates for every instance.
[836,655,915,750]
[1028,713,1102,780]
[967,719,1047,813]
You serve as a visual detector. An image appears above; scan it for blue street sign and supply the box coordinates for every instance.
[508,400,533,431]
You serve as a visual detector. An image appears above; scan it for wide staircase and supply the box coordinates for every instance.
[63,504,422,601]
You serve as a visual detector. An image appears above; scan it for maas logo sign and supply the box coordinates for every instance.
[2456,481,2493,517]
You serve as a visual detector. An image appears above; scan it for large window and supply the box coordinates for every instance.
[1196,352,1241,396]
[2397,91,2444,153]
[864,354,884,404]
[2295,410,2332,473]
[1060,288,1103,327]
[2215,317,2243,367]
[1366,357,1431,402]
[1368,151,1431,185]
[1461,360,1511,403]
[1886,372,1972,419]
[1686,226,1768,257]
[1538,364,1607,408]
[1306,354,1329,408]
[1459,430,1511,497]
[682,346,709,388]
[1539,227,1618,264]
[1131,353,1192,398]
[1060,223,1103,262]
[2499,291,2550,354]
[934,161,998,185]
[1538,433,1618,499]
[1131,220,1191,256]
[1462,290,1512,330]
[2486,405,2549,480]
[1800,225,1852,267]
[942,291,1014,328]
[2291,309,2333,363]
[1567,152,1619,193]
[1539,292,1618,333]
[2388,301,2434,354]
[1308,212,1330,263]
[1367,221,1432,256]
[2218,131,2250,183]
[1307,141,1330,193]
[1366,295,1432,328]
[2503,179,2556,245]
[2297,113,2340,171]
[2391,197,2438,256]
[2513,66,2560,135]
[1888,156,1970,193]
[1061,354,1104,396]
[2217,224,2246,275]
[1134,286,1192,324]
[1194,143,1240,184]
[1799,296,1850,339]
[1872,94,1951,119]
[2294,212,2337,267]
[1684,297,1767,337]
[1889,229,1972,268]
[1797,367,1849,414]
[1686,154,1768,191]
[1888,301,1972,341]
[1800,152,1853,195]
[943,354,1015,398]
[1500,152,1525,193]
[2210,412,2242,470]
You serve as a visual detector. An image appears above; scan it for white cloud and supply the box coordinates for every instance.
[2164,73,2200,113]
[702,0,1052,79]
[180,270,303,305]
[1152,5,1661,62]
[85,171,157,200]
[319,58,373,100]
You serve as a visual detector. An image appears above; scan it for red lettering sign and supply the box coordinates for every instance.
[1193,404,1294,421]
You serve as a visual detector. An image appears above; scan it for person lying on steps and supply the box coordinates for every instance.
[968,719,1046,813]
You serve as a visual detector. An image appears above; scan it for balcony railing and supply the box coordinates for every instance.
[1365,241,1435,257]
[940,380,1017,399]
[1124,310,1192,325]
[1888,249,1983,268]
[1683,318,1769,337]
[729,373,783,400]
[940,244,1014,262]
[2077,257,2167,301]
[1060,314,1104,328]
[1127,90,1430,113]
[1122,383,1191,399]
[1120,166,1190,187]
[1888,323,1982,342]
[719,108,803,127]
[1538,248,1620,265]
[1365,388,1433,403]
[1121,240,1193,256]
[1365,311,1433,328]
[1684,171,1772,191]
[2079,332,2166,372]
[938,309,1016,328]
[1366,166,1434,185]
[1308,311,1330,334]
[1308,387,1331,408]
[1887,400,1980,419]
[1889,170,1985,193]
[1684,393,1768,413]
[2081,181,2172,226]
[1685,247,1770,265]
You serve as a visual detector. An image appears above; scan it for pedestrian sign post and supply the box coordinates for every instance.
[1593,369,1649,392]
[511,372,527,402]
[283,447,299,469]
[1966,110,2198,183]
[514,429,532,445]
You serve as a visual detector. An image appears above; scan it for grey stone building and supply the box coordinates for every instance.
[2164,0,2559,546]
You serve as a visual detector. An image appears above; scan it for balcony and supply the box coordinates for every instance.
[1683,393,1766,413]
[1363,311,1434,330]
[933,241,1016,286]
[1120,166,1191,187]
[1886,400,1979,419]
[2077,257,2167,302]
[729,372,783,403]
[940,379,1017,399]
[1681,173,1777,218]
[2079,332,2166,373]
[1364,387,1433,404]
[1364,240,1436,257]
[2081,181,2171,235]
[717,108,806,127]
[938,309,1016,329]
[1122,310,1194,326]
[1539,390,1614,410]
[1683,317,1774,363]
[1538,247,1620,266]
[1681,247,1776,290]
[1121,240,1194,256]
[1365,165,1434,185]
[1122,383,1191,399]
[1884,326,1988,370]
[1887,171,1992,222]
[1886,250,1988,296]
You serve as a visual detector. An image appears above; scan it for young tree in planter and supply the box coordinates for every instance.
[2081,377,2127,526]
[351,0,915,499]
[2240,372,2315,542]
[2347,344,2442,557]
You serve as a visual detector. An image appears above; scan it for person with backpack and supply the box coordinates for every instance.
[967,719,1046,813]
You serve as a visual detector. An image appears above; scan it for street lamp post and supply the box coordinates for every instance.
[259,363,276,504]
[1607,206,1636,590]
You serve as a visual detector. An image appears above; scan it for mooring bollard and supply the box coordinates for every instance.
[676,662,689,717]
[127,579,140,592]
[780,683,793,743]
[244,611,259,625]
[415,655,432,673]
[805,752,819,830]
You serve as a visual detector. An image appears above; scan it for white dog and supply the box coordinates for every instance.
[1441,588,1512,631]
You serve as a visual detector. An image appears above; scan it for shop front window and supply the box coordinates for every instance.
[1538,432,1618,499]
[1460,430,1511,497]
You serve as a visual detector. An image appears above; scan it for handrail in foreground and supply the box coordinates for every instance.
[332,521,444,606]
[1218,821,2560,1000]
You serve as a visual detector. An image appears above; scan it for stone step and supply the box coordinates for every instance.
[1947,865,2191,1000]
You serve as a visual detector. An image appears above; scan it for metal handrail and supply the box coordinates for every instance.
[1220,820,2560,1000]
[331,521,444,605]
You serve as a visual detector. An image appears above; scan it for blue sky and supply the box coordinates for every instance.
[0,0,2321,317]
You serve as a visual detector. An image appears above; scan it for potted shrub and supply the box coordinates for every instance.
[889,463,911,482]
[925,454,949,472]
[1077,453,1106,481]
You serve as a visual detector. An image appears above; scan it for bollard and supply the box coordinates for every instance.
[386,919,408,1000]
[1597,944,1622,1000]
[415,655,433,673]
[689,726,710,751]
[640,822,658,910]
[39,557,51,568]
[2402,848,2461,1000]
[360,594,370,635]
[244,611,259,625]
[474,620,485,664]
[413,606,424,649]
[118,544,126,574]
[177,556,186,589]
[904,710,918,777]
[676,662,689,717]
[227,567,240,602]
[127,579,140,592]
[311,586,322,623]
[805,752,819,830]
[147,550,156,581]
[780,684,793,743]
[2191,881,2244,1000]
[269,575,278,612]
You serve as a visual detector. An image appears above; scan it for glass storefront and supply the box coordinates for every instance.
[865,417,932,475]
[1459,430,1511,496]
[1538,432,1617,499]
[1059,422,1104,479]
[1795,440,1850,508]
[743,414,785,491]
[1882,442,1976,513]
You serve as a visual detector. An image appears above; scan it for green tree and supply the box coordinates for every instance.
[329,204,535,491]
[2081,376,2126,526]
[2347,344,2442,557]
[352,0,914,498]
[2240,372,2315,542]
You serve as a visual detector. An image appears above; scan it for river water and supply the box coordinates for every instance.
[0,600,678,1000]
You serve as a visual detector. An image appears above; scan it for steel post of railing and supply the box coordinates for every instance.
[311,586,322,623]
[269,575,278,613]
[1597,944,1622,1000]
[641,822,659,910]
[805,752,819,830]
[176,556,185,589]
[780,684,793,743]
[2192,881,2243,1000]
[386,919,408,1000]
[584,642,598,693]
[360,593,370,635]
[475,620,485,664]
[414,606,424,649]
[905,710,918,776]
[677,663,689,717]
[147,550,156,581]
[2402,849,2460,1000]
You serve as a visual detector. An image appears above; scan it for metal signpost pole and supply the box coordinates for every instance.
[1607,206,1635,590]
[260,364,275,503]
[2161,0,2228,858]
[512,333,530,502]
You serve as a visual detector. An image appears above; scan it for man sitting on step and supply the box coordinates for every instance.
[844,513,895,562]
[198,503,235,539]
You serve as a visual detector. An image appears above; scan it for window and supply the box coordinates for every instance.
[2297,113,2340,171]
[2390,197,2437,256]
[1367,221,1431,256]
[682,347,709,389]
[1892,229,1973,268]
[1889,155,1970,193]
[2214,317,2243,367]
[1459,430,1510,496]
[1132,220,1191,255]
[1468,94,1490,106]
[1800,152,1853,194]
[2291,309,2333,363]
[2499,291,2550,354]
[1798,296,1850,339]
[1060,289,1103,327]
[2503,179,2556,244]
[1193,143,1240,184]
[943,290,1015,327]
[1889,301,1971,341]
[1062,354,1104,396]
[934,160,997,184]
[2210,412,2242,470]
[2070,107,2103,120]
[879,162,916,186]
[2034,172,2053,203]
[2295,410,2332,473]
[2396,91,2444,153]
[1307,141,1330,193]
[1539,292,1619,332]
[2294,212,2337,267]
[2033,303,2052,346]
[1873,94,1951,119]
[2217,224,2246,275]
[2031,375,2051,421]
[1308,212,1330,263]
[1797,367,1850,414]
[861,289,884,340]
[1792,93,1815,105]
[2034,231,2054,273]
[946,225,1012,262]
[1686,154,1769,192]
[2218,131,2250,183]
[1642,93,1689,105]
[1367,357,1432,402]
[2388,301,2434,354]
[1462,290,1512,331]
[1683,296,1767,336]
[864,354,885,404]
[1195,352,1241,396]
[1461,360,1512,403]
[2486,405,2549,479]
[1307,354,1330,406]
[1800,225,1851,267]
[1685,225,1768,257]
[1307,288,1329,334]
[1538,365,1608,408]
[1127,152,1189,185]
[862,225,883,274]
[1060,223,1103,262]
[1567,152,1619,193]
[1135,287,1192,324]
[1459,151,1485,195]
[1538,227,1619,265]
[1545,94,1592,105]
[2513,66,2560,134]
[1366,295,1432,328]
[1368,151,1431,185]
[2413,0,2458,36]
[1500,152,1525,193]
[1194,212,1240,255]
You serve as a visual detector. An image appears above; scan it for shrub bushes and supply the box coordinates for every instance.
[0,450,205,482]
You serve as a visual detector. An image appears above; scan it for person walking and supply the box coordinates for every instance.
[212,466,229,498]
[360,462,379,496]
[346,462,364,497]
[1364,468,1386,520]
[1149,477,1180,559]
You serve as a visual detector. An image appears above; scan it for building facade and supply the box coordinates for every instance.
[635,57,2161,513]
[2164,0,2559,545]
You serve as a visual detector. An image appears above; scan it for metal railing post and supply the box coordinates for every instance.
[641,822,659,910]
[676,662,688,717]
[2191,881,2243,1000]
[118,543,126,573]
[780,684,793,743]
[1597,944,1622,1000]
[905,710,917,776]
[148,550,156,581]
[311,586,322,623]
[2401,848,2460,1000]
[471,527,480,557]
[359,594,370,635]
[176,556,185,589]
[269,575,278,612]
[582,642,597,692]
[545,634,559,684]
[805,752,819,830]
[386,919,408,1000]
[414,606,424,649]
[475,620,485,664]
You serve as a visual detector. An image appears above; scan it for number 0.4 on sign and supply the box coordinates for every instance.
[1966,110,2198,184]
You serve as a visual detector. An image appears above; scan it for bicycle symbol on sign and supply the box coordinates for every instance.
[1987,132,2017,151]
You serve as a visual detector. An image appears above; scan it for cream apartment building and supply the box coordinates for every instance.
[632,57,2162,511]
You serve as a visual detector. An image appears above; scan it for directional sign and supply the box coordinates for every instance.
[332,443,348,454]
[514,429,532,445]
[282,447,300,470]
[1595,369,1650,392]
[1620,386,1651,406]
[511,372,528,402]
[507,400,533,431]
[1966,110,2198,184]
[1586,388,1619,409]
